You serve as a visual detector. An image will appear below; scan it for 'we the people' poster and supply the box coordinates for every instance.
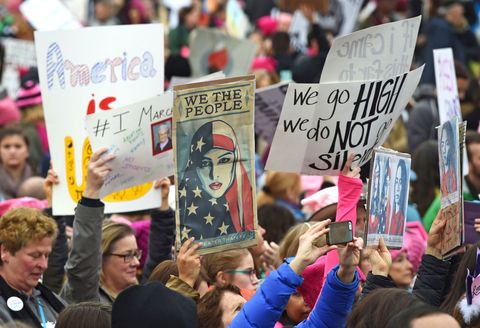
[173,75,258,254]
[35,24,164,215]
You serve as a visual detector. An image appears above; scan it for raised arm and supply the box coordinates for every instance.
[141,178,175,282]
[61,148,114,303]
[230,220,337,328]
[324,154,363,277]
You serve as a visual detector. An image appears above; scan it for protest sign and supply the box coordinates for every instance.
[288,10,315,54]
[169,71,226,88]
[226,0,250,39]
[35,24,164,215]
[464,201,480,245]
[188,28,257,78]
[366,148,411,248]
[265,66,424,175]
[85,92,174,198]
[254,81,289,143]
[434,48,462,123]
[0,38,37,97]
[337,0,363,36]
[173,75,258,254]
[320,16,421,83]
[20,0,82,31]
[438,117,466,257]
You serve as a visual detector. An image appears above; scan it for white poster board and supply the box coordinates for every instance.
[320,16,421,83]
[85,93,174,198]
[20,0,82,31]
[35,24,164,215]
[265,67,424,175]
[1,38,37,97]
[337,0,363,36]
[254,81,289,143]
[434,48,462,123]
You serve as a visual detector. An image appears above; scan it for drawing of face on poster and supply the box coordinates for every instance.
[178,120,254,240]
[440,121,458,198]
[377,158,391,234]
[390,159,408,236]
[152,119,173,156]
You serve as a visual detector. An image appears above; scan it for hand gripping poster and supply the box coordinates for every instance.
[438,117,466,257]
[366,148,411,248]
[173,75,258,254]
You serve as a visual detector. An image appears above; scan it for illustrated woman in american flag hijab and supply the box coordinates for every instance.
[178,120,254,241]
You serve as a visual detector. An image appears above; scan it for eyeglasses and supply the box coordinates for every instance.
[225,269,257,280]
[107,249,142,263]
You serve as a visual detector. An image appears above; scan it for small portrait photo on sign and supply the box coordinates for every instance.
[151,118,173,156]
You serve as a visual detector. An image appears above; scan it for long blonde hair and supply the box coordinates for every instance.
[257,171,302,208]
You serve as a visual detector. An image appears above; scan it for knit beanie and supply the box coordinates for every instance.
[0,89,20,126]
[16,80,42,109]
[112,282,197,328]
[390,221,428,272]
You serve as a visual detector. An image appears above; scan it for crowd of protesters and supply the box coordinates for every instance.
[2,0,480,327]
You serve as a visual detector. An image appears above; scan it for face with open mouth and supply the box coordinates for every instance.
[197,148,235,198]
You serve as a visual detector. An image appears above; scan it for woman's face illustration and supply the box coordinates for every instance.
[197,148,235,198]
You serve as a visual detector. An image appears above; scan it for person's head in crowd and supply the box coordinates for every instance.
[347,288,424,328]
[257,16,277,38]
[0,91,20,127]
[178,5,199,30]
[101,222,141,298]
[251,57,280,88]
[165,54,192,82]
[466,131,480,186]
[117,0,149,24]
[257,171,303,216]
[202,248,258,290]
[386,303,459,328]
[56,302,111,328]
[16,79,43,124]
[112,282,197,328]
[271,31,291,57]
[17,176,46,200]
[258,204,296,244]
[148,259,179,284]
[148,259,209,297]
[0,127,32,199]
[197,285,246,328]
[279,223,310,260]
[305,187,367,239]
[0,207,57,294]
[442,1,466,29]
[441,244,480,314]
[411,140,440,217]
[93,0,116,24]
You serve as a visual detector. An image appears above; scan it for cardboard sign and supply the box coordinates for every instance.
[20,0,82,31]
[464,201,480,245]
[434,48,462,123]
[254,81,289,143]
[320,16,421,83]
[265,67,424,175]
[338,0,364,36]
[35,24,164,215]
[85,92,174,198]
[173,75,258,254]
[438,117,466,257]
[366,148,411,248]
[226,0,250,39]
[0,38,37,97]
[188,28,257,77]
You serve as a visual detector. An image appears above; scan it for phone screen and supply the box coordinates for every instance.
[327,221,353,245]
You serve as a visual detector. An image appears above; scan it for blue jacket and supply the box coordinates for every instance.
[230,263,359,328]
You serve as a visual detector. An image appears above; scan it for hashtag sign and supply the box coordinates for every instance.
[93,119,110,137]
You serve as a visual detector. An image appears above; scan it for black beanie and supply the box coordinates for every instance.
[111,282,197,328]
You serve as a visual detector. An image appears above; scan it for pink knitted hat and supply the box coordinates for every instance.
[257,16,278,37]
[251,56,277,73]
[0,197,49,216]
[0,96,21,126]
[16,80,42,109]
[390,221,428,273]
[301,186,339,213]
